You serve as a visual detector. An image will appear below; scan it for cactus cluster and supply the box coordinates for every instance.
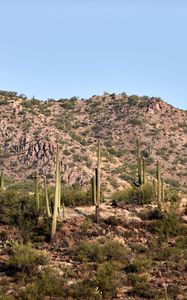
[136,140,165,209]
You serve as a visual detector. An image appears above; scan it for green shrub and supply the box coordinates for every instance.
[125,255,152,273]
[94,261,122,298]
[7,243,47,275]
[112,183,155,205]
[75,239,130,264]
[148,210,182,238]
[0,190,51,243]
[128,273,159,299]
[104,215,123,226]
[20,267,67,300]
[61,186,92,206]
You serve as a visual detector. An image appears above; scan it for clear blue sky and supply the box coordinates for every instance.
[0,0,187,109]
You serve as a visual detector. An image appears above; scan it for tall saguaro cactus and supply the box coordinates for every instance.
[157,160,161,208]
[161,177,165,202]
[137,140,143,185]
[95,139,101,223]
[34,171,40,211]
[142,158,146,185]
[44,176,51,217]
[0,171,4,189]
[50,143,60,243]
[91,175,97,207]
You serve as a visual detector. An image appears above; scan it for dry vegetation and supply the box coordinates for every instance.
[0,90,186,299]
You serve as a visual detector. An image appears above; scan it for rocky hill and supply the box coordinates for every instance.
[0,90,187,193]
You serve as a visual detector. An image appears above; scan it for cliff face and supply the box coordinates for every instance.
[0,92,187,192]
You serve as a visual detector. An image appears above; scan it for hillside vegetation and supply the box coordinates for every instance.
[0,90,186,299]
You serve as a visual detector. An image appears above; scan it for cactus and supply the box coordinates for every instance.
[153,179,157,197]
[157,160,161,208]
[0,171,4,189]
[142,158,146,185]
[50,143,60,243]
[44,176,51,217]
[95,139,101,223]
[62,202,65,220]
[34,170,40,211]
[164,286,168,300]
[148,143,153,156]
[161,177,165,202]
[58,161,61,211]
[91,175,97,206]
[136,140,143,185]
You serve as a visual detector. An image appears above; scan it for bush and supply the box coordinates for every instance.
[128,273,159,299]
[20,267,67,299]
[75,239,130,264]
[104,215,123,226]
[7,243,47,275]
[148,210,182,238]
[112,183,155,205]
[0,190,51,243]
[94,261,122,298]
[61,186,92,206]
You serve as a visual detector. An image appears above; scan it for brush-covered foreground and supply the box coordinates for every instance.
[0,186,186,300]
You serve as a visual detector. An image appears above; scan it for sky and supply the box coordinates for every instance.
[0,0,187,109]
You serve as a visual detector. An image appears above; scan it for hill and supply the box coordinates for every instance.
[0,90,187,193]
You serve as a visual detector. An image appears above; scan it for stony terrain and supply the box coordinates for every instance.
[0,201,186,300]
[0,90,187,300]
[0,90,187,193]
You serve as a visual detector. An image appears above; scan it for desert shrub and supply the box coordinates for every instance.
[60,97,77,110]
[79,218,93,235]
[112,183,155,205]
[7,243,47,275]
[112,187,135,203]
[68,280,98,300]
[104,215,123,226]
[148,210,182,238]
[125,255,152,273]
[128,95,139,105]
[61,186,92,207]
[20,267,67,300]
[0,292,15,300]
[128,118,142,125]
[128,273,159,299]
[165,178,180,189]
[94,261,122,298]
[75,239,130,264]
[107,147,124,158]
[0,190,51,242]
[140,208,163,220]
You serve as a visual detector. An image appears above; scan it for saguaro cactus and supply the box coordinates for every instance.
[142,158,146,185]
[58,161,61,211]
[50,143,60,243]
[95,139,101,223]
[44,176,51,217]
[161,177,165,202]
[157,160,161,208]
[136,140,143,185]
[0,171,4,189]
[91,175,97,206]
[34,171,40,211]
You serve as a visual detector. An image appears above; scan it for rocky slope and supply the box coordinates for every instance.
[0,90,187,193]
